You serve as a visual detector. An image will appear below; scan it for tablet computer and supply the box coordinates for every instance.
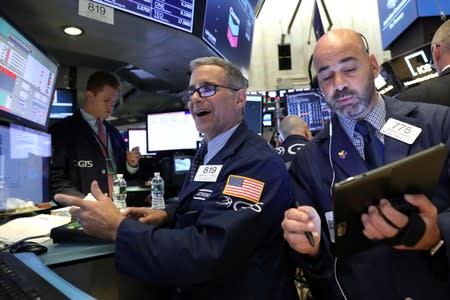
[332,143,448,257]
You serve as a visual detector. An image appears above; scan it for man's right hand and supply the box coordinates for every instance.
[282,205,321,257]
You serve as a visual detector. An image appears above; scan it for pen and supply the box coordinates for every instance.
[295,201,315,247]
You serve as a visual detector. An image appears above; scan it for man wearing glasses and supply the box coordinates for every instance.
[55,57,299,299]
[396,20,450,106]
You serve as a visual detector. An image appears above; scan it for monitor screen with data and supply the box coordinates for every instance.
[0,16,58,130]
[146,110,200,153]
[127,128,154,156]
[286,90,330,133]
[0,121,51,214]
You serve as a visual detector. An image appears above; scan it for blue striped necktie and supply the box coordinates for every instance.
[190,141,208,182]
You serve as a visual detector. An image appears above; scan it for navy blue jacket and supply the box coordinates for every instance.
[274,134,310,162]
[49,111,129,198]
[290,97,450,300]
[115,122,299,300]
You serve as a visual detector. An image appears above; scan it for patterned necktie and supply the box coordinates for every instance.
[190,140,208,182]
[354,120,384,170]
[97,119,113,197]
[97,119,107,146]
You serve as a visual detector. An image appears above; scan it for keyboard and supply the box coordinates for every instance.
[0,252,68,299]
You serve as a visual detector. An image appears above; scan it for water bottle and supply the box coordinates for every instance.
[151,172,165,209]
[113,174,127,211]
[0,179,8,211]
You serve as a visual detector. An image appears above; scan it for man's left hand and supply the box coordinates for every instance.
[361,194,441,250]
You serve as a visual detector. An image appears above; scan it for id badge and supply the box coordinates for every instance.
[106,158,116,174]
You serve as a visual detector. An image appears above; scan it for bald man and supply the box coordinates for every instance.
[274,115,312,165]
[282,28,450,299]
[396,20,450,106]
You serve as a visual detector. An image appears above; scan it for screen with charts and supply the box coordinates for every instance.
[127,128,154,156]
[202,0,259,77]
[0,16,58,130]
[286,90,331,133]
[146,110,200,153]
[49,88,76,119]
[93,0,195,33]
[0,121,51,214]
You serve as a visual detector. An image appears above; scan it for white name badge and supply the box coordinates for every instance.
[380,118,422,144]
[194,165,223,182]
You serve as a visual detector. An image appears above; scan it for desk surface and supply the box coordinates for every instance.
[40,240,115,266]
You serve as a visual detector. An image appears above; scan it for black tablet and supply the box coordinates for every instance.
[332,143,448,257]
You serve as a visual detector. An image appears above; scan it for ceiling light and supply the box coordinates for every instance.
[62,25,83,36]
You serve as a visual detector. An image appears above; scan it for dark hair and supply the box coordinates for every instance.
[86,71,120,95]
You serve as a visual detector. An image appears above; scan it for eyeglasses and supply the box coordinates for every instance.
[181,84,240,102]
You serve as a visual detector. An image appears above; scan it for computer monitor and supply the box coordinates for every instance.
[202,0,260,77]
[49,88,76,119]
[0,15,58,130]
[244,94,262,135]
[146,110,200,153]
[286,90,330,133]
[173,155,192,174]
[127,128,154,156]
[263,112,273,127]
[0,121,51,214]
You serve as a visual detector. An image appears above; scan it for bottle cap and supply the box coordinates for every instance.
[154,172,160,176]
[117,174,123,178]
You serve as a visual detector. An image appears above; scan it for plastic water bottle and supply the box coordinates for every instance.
[151,172,165,209]
[113,174,127,210]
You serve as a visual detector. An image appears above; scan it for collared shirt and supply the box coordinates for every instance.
[80,109,137,174]
[337,95,386,160]
[203,122,240,164]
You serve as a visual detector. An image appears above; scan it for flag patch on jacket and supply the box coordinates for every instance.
[223,175,264,203]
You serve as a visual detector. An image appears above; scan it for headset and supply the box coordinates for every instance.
[308,32,370,90]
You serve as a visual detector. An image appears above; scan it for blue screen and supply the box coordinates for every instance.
[0,122,51,213]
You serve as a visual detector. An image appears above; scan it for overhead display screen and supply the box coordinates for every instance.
[94,0,195,33]
[377,0,417,49]
[202,0,258,77]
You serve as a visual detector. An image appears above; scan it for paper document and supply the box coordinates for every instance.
[0,214,71,244]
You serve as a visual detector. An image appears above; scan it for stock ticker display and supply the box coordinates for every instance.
[93,0,195,32]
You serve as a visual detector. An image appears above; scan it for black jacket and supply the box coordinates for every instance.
[395,68,450,106]
[49,110,129,199]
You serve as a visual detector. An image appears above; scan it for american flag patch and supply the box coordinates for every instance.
[223,175,264,203]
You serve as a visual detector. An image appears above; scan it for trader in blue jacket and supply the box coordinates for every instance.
[55,57,299,300]
[282,28,450,300]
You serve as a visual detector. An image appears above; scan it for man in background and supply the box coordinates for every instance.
[395,20,450,106]
[55,57,299,299]
[50,71,140,200]
[274,115,312,166]
[282,28,450,299]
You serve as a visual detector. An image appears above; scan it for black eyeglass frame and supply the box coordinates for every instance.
[182,84,241,102]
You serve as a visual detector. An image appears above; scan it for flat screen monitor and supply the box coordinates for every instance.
[93,0,195,33]
[286,90,330,133]
[202,0,259,77]
[49,88,75,119]
[173,155,192,174]
[0,121,51,214]
[0,15,58,130]
[244,94,262,135]
[263,112,272,127]
[387,42,438,90]
[127,128,154,156]
[146,110,200,153]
